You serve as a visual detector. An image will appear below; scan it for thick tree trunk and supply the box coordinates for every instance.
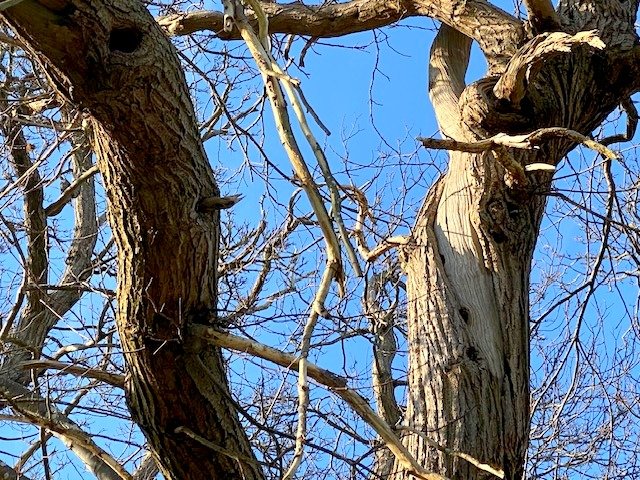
[395,4,640,478]
[3,2,262,479]
[399,149,543,479]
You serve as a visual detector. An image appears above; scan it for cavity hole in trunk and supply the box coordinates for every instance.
[109,27,143,53]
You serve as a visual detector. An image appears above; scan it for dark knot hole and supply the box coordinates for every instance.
[109,27,143,53]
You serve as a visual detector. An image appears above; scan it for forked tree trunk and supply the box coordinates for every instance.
[394,3,639,478]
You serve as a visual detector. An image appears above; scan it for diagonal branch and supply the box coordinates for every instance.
[0,377,131,480]
[44,165,99,217]
[189,325,448,480]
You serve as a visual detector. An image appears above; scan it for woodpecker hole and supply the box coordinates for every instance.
[109,27,143,53]
[459,307,470,324]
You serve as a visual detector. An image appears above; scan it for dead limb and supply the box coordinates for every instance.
[419,127,619,185]
[601,97,638,146]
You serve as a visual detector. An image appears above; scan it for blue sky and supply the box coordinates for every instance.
[2,2,640,478]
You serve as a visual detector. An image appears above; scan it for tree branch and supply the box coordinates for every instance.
[419,127,618,167]
[189,325,449,480]
[45,165,99,217]
[428,23,472,140]
[158,0,524,71]
[2,118,99,385]
[0,378,131,480]
[522,0,561,33]
[19,359,125,387]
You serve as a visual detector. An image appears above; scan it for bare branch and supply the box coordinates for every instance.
[345,184,410,262]
[399,426,505,479]
[234,4,345,296]
[0,113,48,347]
[3,119,99,385]
[190,325,449,480]
[601,97,638,146]
[419,126,619,172]
[158,0,524,71]
[19,359,125,387]
[0,378,131,480]
[44,165,99,217]
[364,268,402,479]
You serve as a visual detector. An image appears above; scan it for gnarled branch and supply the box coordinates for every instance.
[158,0,524,71]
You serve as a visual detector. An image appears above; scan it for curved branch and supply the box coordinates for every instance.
[45,165,99,217]
[428,24,472,140]
[158,0,524,70]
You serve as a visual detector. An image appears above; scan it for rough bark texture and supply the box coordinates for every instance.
[396,2,640,479]
[2,2,261,479]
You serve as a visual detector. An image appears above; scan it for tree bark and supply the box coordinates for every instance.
[396,3,640,478]
[2,2,262,479]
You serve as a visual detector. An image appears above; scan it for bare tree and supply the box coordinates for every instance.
[1,1,640,480]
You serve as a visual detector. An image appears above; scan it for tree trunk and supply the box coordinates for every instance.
[400,151,541,479]
[3,2,262,479]
[395,4,640,478]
